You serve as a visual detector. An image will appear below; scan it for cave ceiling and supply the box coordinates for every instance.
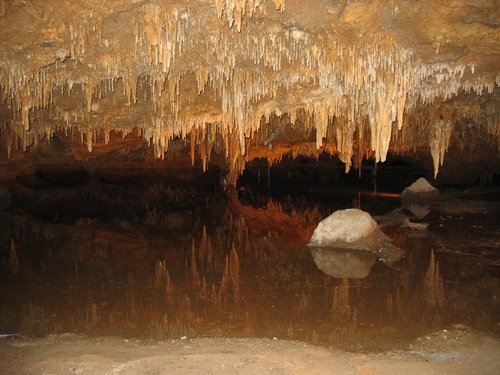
[0,0,499,179]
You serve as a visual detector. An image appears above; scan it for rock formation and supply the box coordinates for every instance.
[308,208,403,269]
[0,0,498,181]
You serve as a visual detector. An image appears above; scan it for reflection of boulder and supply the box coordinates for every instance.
[400,178,439,203]
[17,165,90,189]
[310,247,376,278]
[408,204,431,219]
[375,205,430,231]
[36,166,90,187]
[308,209,403,269]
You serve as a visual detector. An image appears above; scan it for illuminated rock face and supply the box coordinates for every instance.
[0,0,498,180]
[308,208,403,269]
[400,177,440,203]
[309,209,379,247]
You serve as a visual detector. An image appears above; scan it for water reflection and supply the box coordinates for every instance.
[0,184,498,352]
[310,247,376,278]
[407,204,431,219]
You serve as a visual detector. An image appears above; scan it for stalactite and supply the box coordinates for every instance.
[85,81,95,113]
[9,238,19,275]
[86,129,93,153]
[123,75,138,106]
[429,119,452,178]
[485,99,500,138]
[20,86,31,132]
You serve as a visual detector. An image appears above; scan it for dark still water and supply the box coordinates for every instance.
[0,179,499,352]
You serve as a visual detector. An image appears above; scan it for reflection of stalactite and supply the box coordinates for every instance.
[385,283,403,319]
[181,296,193,322]
[231,196,321,245]
[386,292,393,319]
[126,273,136,320]
[221,243,240,303]
[200,277,208,300]
[332,278,350,315]
[74,257,79,283]
[9,238,20,275]
[199,226,208,261]
[210,283,219,307]
[165,270,174,304]
[297,290,311,314]
[87,303,100,326]
[229,244,240,293]
[154,259,175,304]
[424,250,445,308]
[198,226,216,274]
[155,259,167,289]
[395,285,402,317]
[221,258,229,299]
[235,217,247,252]
[331,278,358,333]
[189,239,201,288]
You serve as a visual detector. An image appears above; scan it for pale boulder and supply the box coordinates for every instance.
[400,177,439,203]
[308,209,403,269]
[308,209,378,247]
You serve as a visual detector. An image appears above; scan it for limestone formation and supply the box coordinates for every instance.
[0,1,498,180]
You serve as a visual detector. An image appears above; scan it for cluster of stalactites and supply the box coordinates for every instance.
[388,97,499,177]
[485,99,500,144]
[214,0,285,32]
[0,1,498,180]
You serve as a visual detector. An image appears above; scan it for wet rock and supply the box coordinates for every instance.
[308,209,403,266]
[400,177,439,204]
[309,209,378,247]
[375,207,430,238]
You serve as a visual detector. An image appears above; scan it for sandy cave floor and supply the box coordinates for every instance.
[0,327,499,374]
